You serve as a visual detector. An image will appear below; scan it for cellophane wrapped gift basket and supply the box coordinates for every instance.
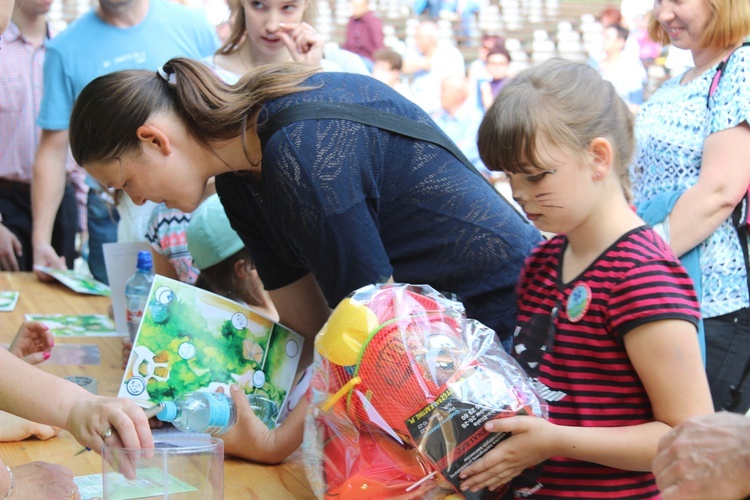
[303,283,547,499]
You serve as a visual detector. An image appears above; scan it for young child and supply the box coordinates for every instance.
[186,194,315,458]
[186,194,277,321]
[460,58,714,498]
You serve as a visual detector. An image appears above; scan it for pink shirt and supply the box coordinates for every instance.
[0,23,88,229]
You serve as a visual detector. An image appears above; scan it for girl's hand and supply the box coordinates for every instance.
[459,416,553,493]
[8,321,53,364]
[219,384,287,464]
[218,385,277,462]
[278,22,324,67]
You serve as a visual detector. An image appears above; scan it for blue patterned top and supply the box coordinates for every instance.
[632,48,750,318]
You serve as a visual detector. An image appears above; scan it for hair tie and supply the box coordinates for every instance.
[156,66,175,84]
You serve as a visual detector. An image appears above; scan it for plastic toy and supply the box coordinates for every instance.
[304,283,547,499]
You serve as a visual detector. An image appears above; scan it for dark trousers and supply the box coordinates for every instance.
[86,189,119,285]
[705,308,750,413]
[0,180,78,271]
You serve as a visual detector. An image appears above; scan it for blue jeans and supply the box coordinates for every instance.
[87,190,119,284]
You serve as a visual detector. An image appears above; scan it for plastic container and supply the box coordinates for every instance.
[124,250,154,342]
[102,436,223,499]
[156,391,279,434]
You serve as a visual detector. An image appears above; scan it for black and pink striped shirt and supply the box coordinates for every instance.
[511,226,700,499]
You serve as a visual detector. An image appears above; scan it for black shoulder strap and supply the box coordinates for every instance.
[260,102,477,174]
[257,101,527,220]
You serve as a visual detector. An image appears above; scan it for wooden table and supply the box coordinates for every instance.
[0,272,316,499]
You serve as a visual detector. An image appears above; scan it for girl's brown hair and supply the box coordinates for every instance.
[69,57,319,169]
[477,58,634,199]
[648,0,750,49]
[194,249,267,307]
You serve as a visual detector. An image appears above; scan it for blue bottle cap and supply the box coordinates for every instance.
[156,401,178,422]
[136,250,153,271]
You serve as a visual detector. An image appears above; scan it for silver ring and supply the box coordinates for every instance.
[101,427,112,440]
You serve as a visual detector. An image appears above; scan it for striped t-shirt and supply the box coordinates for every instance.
[510,226,700,499]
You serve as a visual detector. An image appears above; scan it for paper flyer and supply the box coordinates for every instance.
[118,275,304,427]
[74,468,197,500]
[33,265,111,297]
[0,291,19,312]
[24,314,119,337]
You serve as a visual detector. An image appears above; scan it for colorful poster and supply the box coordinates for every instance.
[0,291,19,312]
[118,276,304,428]
[24,314,119,337]
[33,265,111,296]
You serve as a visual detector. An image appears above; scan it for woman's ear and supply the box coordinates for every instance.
[136,124,172,155]
[589,137,613,181]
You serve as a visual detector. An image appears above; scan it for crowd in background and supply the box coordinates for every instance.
[1,0,677,283]
[2,0,750,497]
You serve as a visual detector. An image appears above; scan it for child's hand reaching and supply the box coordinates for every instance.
[8,320,53,364]
[0,411,59,442]
[459,416,554,493]
[217,384,301,464]
[121,337,132,370]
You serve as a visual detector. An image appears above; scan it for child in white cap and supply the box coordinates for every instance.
[186,194,311,453]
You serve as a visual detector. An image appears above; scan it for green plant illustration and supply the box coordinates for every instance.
[120,276,303,427]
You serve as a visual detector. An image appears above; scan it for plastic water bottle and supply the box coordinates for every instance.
[156,391,279,433]
[124,250,154,342]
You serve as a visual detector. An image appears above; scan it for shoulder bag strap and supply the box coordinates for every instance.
[257,101,527,220]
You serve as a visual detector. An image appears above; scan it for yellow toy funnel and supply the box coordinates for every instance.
[315,297,379,366]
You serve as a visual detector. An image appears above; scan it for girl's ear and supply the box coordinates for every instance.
[234,258,257,279]
[234,259,248,280]
[589,137,613,181]
[136,124,172,155]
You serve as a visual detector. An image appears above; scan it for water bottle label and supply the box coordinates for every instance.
[206,393,232,430]
[126,308,144,324]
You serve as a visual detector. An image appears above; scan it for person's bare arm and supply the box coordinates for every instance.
[0,224,22,271]
[31,129,70,278]
[220,273,332,463]
[0,348,153,453]
[667,123,750,256]
[460,319,713,492]
[151,249,179,281]
[0,0,13,34]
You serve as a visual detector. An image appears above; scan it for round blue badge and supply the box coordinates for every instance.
[566,283,591,323]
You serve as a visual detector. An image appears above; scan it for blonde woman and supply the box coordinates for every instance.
[632,0,750,413]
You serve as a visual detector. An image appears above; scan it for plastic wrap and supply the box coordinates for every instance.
[303,283,547,499]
